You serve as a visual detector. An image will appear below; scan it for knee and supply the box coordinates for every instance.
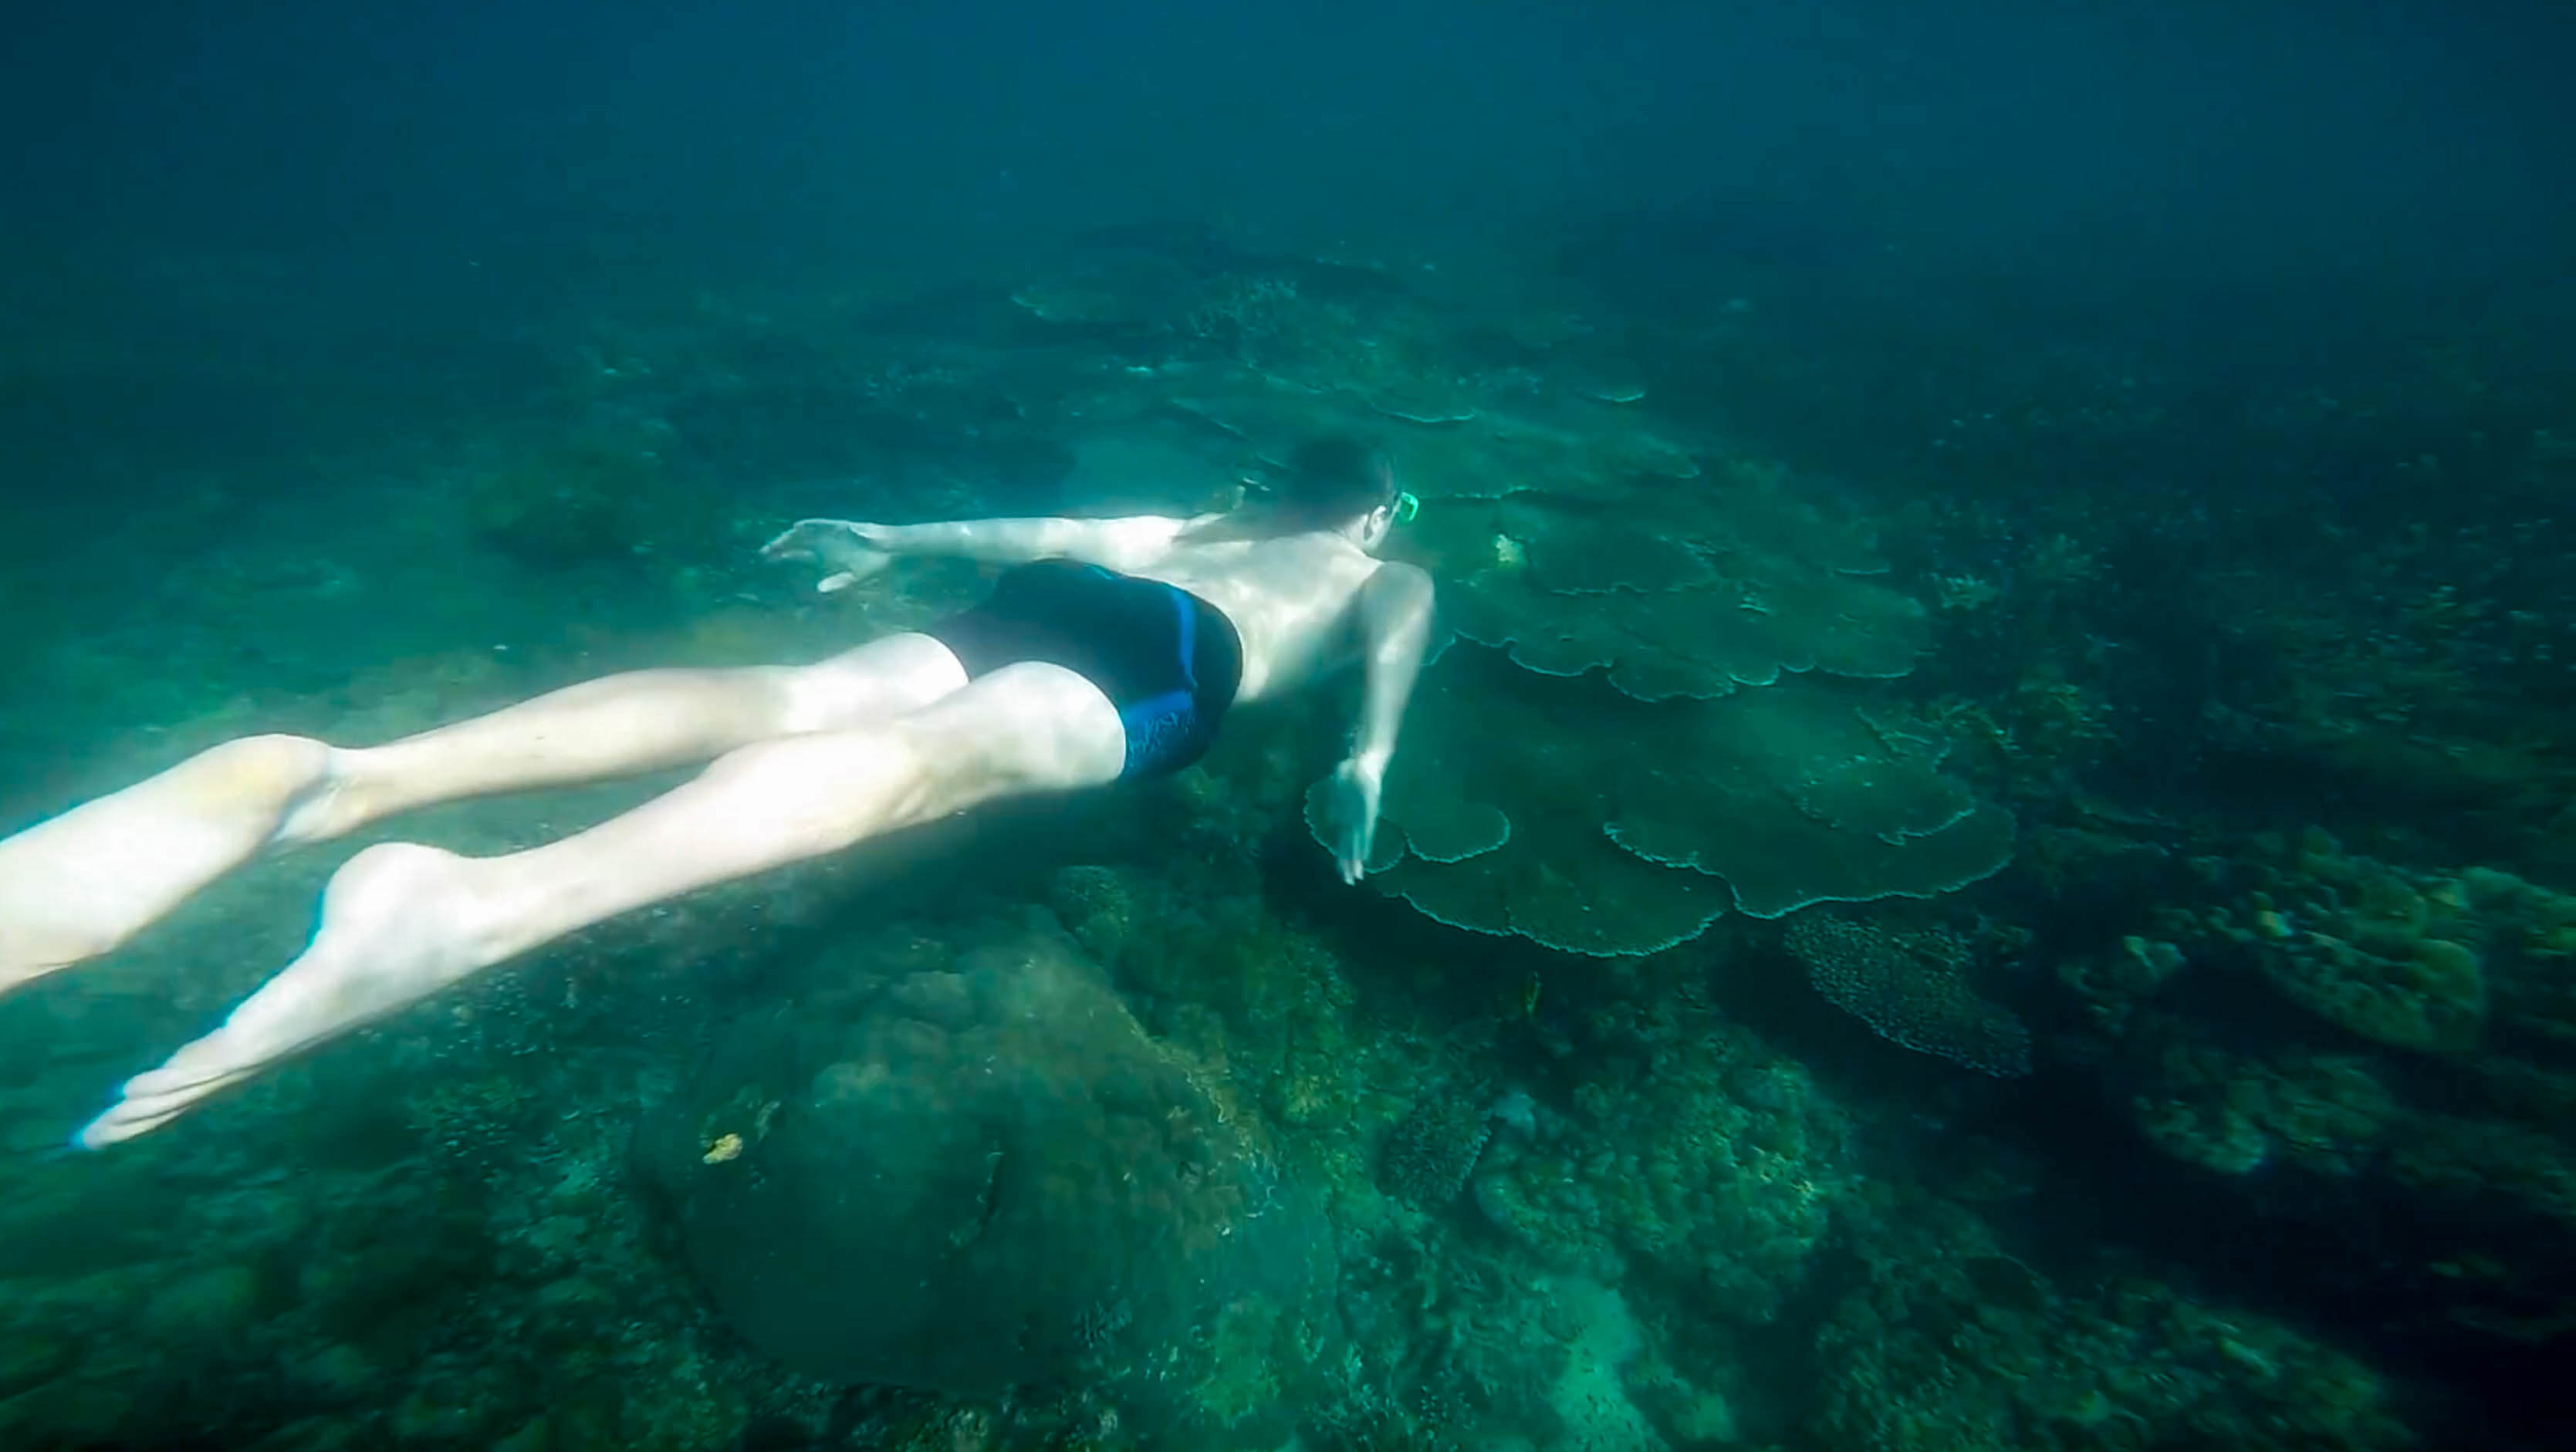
[209,732,330,771]
[215,734,360,843]
[194,734,335,802]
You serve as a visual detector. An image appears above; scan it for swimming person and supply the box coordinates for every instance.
[0,436,1434,1148]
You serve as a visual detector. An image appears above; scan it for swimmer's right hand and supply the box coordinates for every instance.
[760,518,899,593]
[1322,755,1386,884]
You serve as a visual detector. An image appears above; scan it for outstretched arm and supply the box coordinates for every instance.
[762,514,1214,591]
[1323,562,1435,883]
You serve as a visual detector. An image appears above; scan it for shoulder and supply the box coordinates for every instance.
[1361,558,1435,602]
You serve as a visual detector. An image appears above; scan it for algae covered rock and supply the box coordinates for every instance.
[466,437,678,569]
[2213,836,2489,1053]
[2059,830,2576,1363]
[1813,1195,2418,1452]
[634,917,1334,1418]
[1478,1005,1860,1324]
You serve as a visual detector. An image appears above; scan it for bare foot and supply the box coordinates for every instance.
[76,841,506,1147]
[0,735,338,995]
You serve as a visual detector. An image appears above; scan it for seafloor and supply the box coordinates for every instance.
[1,227,2570,1452]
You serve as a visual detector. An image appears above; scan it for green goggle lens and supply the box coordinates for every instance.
[1392,491,1420,525]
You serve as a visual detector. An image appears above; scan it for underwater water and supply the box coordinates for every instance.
[2,1,2573,1448]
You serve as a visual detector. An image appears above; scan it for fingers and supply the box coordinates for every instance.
[816,548,892,593]
[759,519,865,560]
[1337,823,1375,883]
[761,521,891,594]
[758,522,818,559]
[1324,766,1381,883]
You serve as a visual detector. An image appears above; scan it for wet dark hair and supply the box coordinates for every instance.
[1177,434,1398,544]
[1268,434,1395,529]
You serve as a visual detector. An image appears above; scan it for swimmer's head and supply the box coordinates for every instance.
[1274,434,1400,548]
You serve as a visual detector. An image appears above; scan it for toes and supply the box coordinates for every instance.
[73,985,343,1148]
[76,1052,265,1149]
[120,1038,249,1098]
[0,951,85,999]
[69,842,495,1148]
[73,976,339,1149]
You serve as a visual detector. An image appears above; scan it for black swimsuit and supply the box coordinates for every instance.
[926,559,1245,778]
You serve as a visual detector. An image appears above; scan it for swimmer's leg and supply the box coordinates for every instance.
[77,662,1125,1146]
[0,634,966,996]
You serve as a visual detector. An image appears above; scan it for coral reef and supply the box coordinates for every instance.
[1780,912,2033,1076]
[1405,465,1922,702]
[2205,831,2491,1053]
[632,917,1337,1431]
[1812,1194,2419,1452]
[10,214,2568,1452]
[1471,985,1859,1327]
[2055,829,2576,1368]
[1383,1090,1494,1206]
[1321,649,2013,956]
[464,431,730,577]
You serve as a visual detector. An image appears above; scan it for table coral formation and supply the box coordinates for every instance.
[1323,648,2012,956]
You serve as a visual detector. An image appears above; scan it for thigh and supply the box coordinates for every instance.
[778,632,972,734]
[895,660,1130,796]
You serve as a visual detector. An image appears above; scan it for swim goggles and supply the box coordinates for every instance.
[1392,491,1420,525]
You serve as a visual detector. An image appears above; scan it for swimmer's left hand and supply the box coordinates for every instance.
[1323,755,1385,883]
[760,518,897,593]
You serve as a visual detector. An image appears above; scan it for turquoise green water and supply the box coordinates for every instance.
[1,225,2567,1451]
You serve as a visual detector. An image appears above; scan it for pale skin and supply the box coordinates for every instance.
[0,499,1432,1148]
